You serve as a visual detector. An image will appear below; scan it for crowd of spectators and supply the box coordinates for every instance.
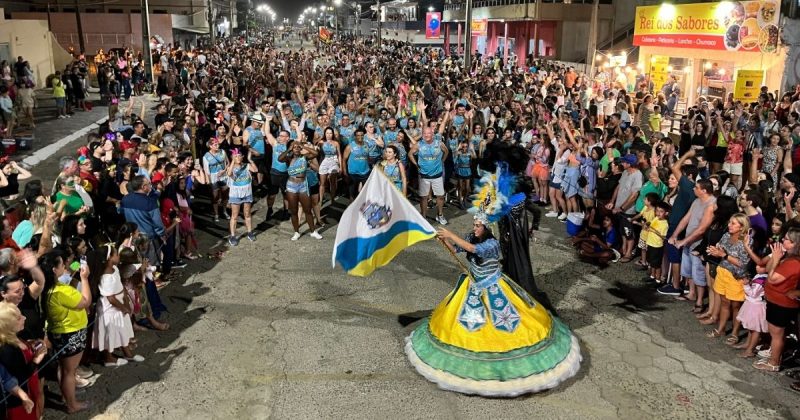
[0,28,798,416]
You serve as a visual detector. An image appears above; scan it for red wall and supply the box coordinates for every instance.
[11,12,174,54]
[471,20,556,61]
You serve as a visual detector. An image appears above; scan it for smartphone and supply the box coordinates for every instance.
[32,341,44,353]
[80,256,87,268]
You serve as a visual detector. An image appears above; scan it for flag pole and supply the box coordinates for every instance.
[436,237,471,277]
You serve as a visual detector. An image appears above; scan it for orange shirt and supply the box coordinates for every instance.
[765,257,800,308]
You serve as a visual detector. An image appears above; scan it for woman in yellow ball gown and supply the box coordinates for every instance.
[404,212,582,397]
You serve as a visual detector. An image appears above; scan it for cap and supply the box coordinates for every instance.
[250,113,266,123]
[621,154,638,165]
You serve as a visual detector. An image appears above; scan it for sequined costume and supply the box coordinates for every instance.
[405,234,582,397]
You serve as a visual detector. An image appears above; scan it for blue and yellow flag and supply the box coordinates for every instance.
[332,171,435,276]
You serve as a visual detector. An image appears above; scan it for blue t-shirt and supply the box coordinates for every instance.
[417,139,444,177]
[347,143,370,176]
[271,142,288,173]
[246,127,265,155]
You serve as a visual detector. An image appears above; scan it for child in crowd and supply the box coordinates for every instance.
[632,192,659,268]
[649,105,662,134]
[644,201,670,283]
[737,236,770,358]
[90,244,145,367]
[574,214,619,266]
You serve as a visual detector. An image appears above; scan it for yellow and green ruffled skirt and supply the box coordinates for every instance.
[405,274,582,397]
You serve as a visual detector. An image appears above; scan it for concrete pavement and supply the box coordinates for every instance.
[39,203,798,420]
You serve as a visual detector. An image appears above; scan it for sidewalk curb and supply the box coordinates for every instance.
[22,116,108,168]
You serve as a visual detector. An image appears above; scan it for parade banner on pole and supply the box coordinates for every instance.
[426,12,442,39]
[633,1,780,52]
[734,69,765,100]
[471,18,487,37]
[319,26,333,43]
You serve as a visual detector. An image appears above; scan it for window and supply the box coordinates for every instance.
[109,8,124,13]
[153,9,168,14]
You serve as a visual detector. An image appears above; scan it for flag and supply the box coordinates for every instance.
[319,26,333,44]
[333,170,435,277]
[425,12,441,39]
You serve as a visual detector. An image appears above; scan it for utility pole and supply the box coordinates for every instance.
[74,0,85,54]
[376,0,381,45]
[208,0,216,44]
[586,0,599,78]
[141,0,154,87]
[464,0,473,71]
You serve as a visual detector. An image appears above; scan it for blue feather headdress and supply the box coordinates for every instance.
[469,162,526,223]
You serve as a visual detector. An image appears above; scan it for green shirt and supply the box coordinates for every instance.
[599,149,621,173]
[55,191,84,215]
[635,180,668,213]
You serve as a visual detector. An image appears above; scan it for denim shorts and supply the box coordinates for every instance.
[229,194,253,205]
[286,180,309,195]
[680,246,706,286]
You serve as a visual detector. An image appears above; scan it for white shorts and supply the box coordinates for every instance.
[319,156,340,175]
[419,176,445,197]
[722,161,743,176]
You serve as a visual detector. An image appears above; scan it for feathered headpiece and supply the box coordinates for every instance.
[468,161,526,224]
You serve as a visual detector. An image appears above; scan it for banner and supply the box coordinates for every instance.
[649,55,670,91]
[426,12,442,39]
[734,69,765,101]
[319,26,333,44]
[471,18,487,37]
[633,1,780,52]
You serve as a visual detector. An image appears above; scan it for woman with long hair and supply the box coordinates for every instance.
[225,148,257,246]
[706,213,752,346]
[378,145,407,196]
[0,302,43,419]
[279,140,322,241]
[755,228,800,372]
[317,126,342,209]
[39,251,92,413]
[696,196,740,324]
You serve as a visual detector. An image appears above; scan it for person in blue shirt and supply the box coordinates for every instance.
[409,105,450,225]
[573,214,620,266]
[342,127,371,199]
[243,113,268,192]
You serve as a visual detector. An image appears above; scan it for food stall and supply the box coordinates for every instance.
[633,0,784,106]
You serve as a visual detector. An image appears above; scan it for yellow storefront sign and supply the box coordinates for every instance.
[633,1,780,52]
[733,69,765,101]
[650,55,670,91]
[471,18,487,37]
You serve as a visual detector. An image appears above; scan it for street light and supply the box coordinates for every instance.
[428,6,434,12]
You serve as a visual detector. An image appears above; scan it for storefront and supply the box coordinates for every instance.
[633,1,784,107]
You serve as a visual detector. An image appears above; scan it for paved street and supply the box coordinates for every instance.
[14,55,798,420]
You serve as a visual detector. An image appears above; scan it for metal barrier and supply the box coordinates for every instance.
[53,32,135,52]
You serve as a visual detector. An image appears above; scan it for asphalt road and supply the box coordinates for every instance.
[20,46,799,419]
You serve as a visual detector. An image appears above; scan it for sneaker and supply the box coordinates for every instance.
[75,375,91,389]
[214,215,220,223]
[171,261,187,269]
[58,115,65,119]
[247,232,256,242]
[76,365,94,379]
[223,211,231,220]
[611,249,622,263]
[545,211,559,218]
[103,358,128,367]
[657,285,683,296]
[291,232,301,241]
[267,208,274,219]
[436,214,448,225]
[228,236,239,247]
[557,213,567,221]
[125,354,146,362]
[310,230,323,240]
